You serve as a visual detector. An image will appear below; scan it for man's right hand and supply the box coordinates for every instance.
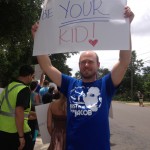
[18,137,25,150]
[124,6,134,23]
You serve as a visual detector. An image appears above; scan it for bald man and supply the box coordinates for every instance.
[32,6,134,150]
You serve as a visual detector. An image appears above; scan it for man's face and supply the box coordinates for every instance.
[79,51,100,81]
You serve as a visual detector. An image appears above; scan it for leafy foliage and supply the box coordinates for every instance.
[116,51,150,101]
[0,0,77,87]
[142,67,150,100]
[97,68,110,79]
[74,71,81,79]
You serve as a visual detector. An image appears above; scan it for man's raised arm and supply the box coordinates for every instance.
[111,6,134,87]
[31,22,62,87]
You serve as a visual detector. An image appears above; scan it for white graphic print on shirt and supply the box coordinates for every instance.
[70,86,102,117]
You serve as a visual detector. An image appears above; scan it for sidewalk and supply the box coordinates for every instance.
[34,137,49,150]
[113,100,150,107]
[125,102,150,107]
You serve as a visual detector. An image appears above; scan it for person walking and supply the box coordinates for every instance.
[32,6,134,150]
[47,89,67,150]
[30,81,41,106]
[137,91,144,107]
[39,80,49,101]
[0,65,35,150]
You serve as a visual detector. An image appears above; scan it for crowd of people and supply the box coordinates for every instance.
[0,64,65,150]
[0,5,134,150]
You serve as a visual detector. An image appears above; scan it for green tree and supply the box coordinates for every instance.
[51,53,73,76]
[142,66,150,74]
[97,68,110,79]
[117,51,144,101]
[74,71,81,79]
[142,66,150,101]
[0,0,77,87]
[0,0,42,86]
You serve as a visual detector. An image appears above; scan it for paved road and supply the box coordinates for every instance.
[34,101,150,150]
[110,101,150,150]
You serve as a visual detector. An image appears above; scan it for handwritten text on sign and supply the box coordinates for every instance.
[33,0,129,55]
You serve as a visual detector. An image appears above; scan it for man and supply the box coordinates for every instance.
[0,65,35,150]
[137,91,144,107]
[35,72,45,93]
[39,79,49,101]
[32,6,134,150]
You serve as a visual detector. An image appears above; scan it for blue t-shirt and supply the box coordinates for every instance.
[60,73,117,150]
[39,87,49,97]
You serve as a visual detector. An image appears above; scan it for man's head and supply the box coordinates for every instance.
[43,80,49,87]
[49,86,55,92]
[79,51,100,82]
[53,87,66,100]
[18,65,35,85]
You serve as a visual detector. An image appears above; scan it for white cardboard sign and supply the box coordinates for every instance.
[35,103,51,144]
[34,64,43,80]
[33,0,129,56]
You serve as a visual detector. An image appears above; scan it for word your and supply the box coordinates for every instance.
[60,0,108,19]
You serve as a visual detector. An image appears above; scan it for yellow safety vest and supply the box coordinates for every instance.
[0,82,31,133]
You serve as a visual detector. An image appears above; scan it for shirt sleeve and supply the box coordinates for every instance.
[60,74,76,97]
[16,87,31,109]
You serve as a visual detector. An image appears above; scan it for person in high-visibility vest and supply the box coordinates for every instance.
[0,65,35,150]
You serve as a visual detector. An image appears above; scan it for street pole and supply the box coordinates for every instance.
[131,57,133,101]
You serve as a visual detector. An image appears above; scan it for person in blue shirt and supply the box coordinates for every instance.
[32,6,134,150]
[39,80,49,101]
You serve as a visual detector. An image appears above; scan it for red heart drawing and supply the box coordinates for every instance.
[89,39,98,47]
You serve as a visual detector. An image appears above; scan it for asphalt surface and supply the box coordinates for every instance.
[110,101,150,150]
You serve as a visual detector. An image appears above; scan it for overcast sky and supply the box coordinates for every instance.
[67,0,150,76]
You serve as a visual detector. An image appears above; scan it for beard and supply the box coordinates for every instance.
[80,70,97,80]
